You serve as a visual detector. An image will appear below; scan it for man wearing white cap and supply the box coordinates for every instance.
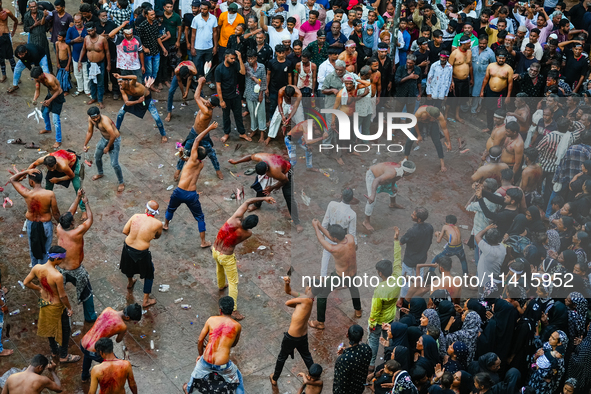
[363,161,416,232]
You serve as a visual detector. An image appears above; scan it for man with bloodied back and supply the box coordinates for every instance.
[88,338,138,394]
[183,296,244,394]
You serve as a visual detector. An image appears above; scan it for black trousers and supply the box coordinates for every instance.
[253,171,300,225]
[221,96,246,136]
[404,121,444,159]
[18,0,27,21]
[484,86,507,131]
[312,271,361,322]
[272,332,314,381]
[48,308,71,358]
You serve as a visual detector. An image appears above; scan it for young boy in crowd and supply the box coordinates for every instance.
[296,363,323,394]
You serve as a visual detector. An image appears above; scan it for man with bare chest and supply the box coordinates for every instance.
[84,106,124,191]
[0,0,18,82]
[165,60,197,122]
[114,73,168,142]
[56,190,97,322]
[119,200,163,308]
[174,77,222,181]
[1,355,62,393]
[184,297,243,393]
[270,276,314,386]
[164,122,218,246]
[212,196,275,320]
[369,58,382,101]
[309,219,359,330]
[506,93,531,138]
[80,304,142,383]
[519,147,543,204]
[23,246,79,364]
[79,22,110,108]
[483,109,506,158]
[471,146,509,184]
[88,338,137,394]
[267,85,304,145]
[501,121,524,179]
[405,106,452,172]
[480,48,513,133]
[31,67,65,149]
[229,152,303,232]
[448,35,473,123]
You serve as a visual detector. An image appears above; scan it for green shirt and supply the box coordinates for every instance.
[307,40,329,67]
[162,12,182,45]
[368,240,402,328]
[451,33,478,49]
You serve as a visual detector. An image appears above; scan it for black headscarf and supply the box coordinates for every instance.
[437,300,456,329]
[489,299,519,363]
[458,370,473,394]
[392,345,411,371]
[490,367,521,394]
[561,250,578,272]
[407,326,423,355]
[467,299,487,322]
[400,298,428,327]
[543,301,569,341]
[527,206,547,233]
[507,214,529,236]
[469,352,500,384]
[421,334,440,366]
[389,322,410,348]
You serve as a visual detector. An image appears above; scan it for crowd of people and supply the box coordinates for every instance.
[2,0,591,392]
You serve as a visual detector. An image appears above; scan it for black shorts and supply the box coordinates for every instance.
[0,33,13,59]
[45,92,66,115]
[451,77,470,97]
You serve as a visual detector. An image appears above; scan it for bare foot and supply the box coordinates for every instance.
[296,224,304,233]
[355,309,363,318]
[231,310,244,320]
[127,278,137,290]
[269,374,277,386]
[0,75,6,83]
[264,137,271,145]
[165,113,172,122]
[239,134,252,142]
[173,169,181,181]
[362,219,375,232]
[258,136,265,143]
[306,168,320,172]
[87,99,97,105]
[200,241,212,248]
[220,135,229,143]
[455,116,465,124]
[39,129,51,134]
[440,165,448,172]
[248,130,257,138]
[216,170,224,180]
[117,184,125,192]
[308,320,325,330]
[92,175,104,181]
[389,203,405,209]
[482,128,490,133]
[150,86,161,93]
[99,102,105,109]
[161,136,168,143]
[218,284,228,292]
[81,212,88,221]
[51,142,61,149]
[143,298,157,308]
[336,158,345,166]
[0,349,14,357]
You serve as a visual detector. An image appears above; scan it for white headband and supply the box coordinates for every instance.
[146,203,159,216]
[396,159,416,177]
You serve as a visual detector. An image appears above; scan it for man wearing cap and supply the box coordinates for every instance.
[120,200,163,308]
[363,161,416,232]
[108,21,145,81]
[480,47,513,133]
[307,29,329,67]
[451,21,477,50]
[79,22,110,108]
[405,105,452,172]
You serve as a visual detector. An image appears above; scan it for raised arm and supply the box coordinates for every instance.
[67,190,83,216]
[109,20,130,39]
[230,197,276,220]
[9,169,35,197]
[228,154,254,165]
[312,219,338,252]
[190,121,219,158]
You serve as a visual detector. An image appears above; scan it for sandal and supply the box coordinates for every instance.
[8,138,25,145]
[308,320,325,330]
[7,85,18,93]
[244,168,256,175]
[60,354,81,363]
[25,143,40,149]
[71,91,81,97]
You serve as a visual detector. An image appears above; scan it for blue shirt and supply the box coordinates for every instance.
[399,30,411,66]
[65,26,88,63]
[327,31,348,46]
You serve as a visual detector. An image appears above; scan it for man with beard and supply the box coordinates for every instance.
[375,42,393,97]
[320,58,346,138]
[0,0,18,83]
[500,121,524,180]
[470,35,495,114]
[267,85,304,145]
[514,62,544,97]
[472,146,510,184]
[79,22,110,109]
[190,1,218,80]
[426,51,453,109]
[394,54,421,113]
[480,47,513,133]
[448,35,473,124]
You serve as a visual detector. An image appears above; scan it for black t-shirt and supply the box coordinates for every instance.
[182,13,196,29]
[427,41,443,64]
[22,44,46,69]
[413,49,430,78]
[515,52,537,75]
[267,58,290,92]
[286,52,301,73]
[562,49,590,86]
[215,61,240,100]
[95,20,116,35]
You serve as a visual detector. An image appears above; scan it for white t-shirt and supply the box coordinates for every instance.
[477,239,506,285]
[219,1,242,13]
[268,26,284,53]
[191,13,218,50]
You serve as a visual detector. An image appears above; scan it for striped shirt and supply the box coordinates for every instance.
[537,131,567,173]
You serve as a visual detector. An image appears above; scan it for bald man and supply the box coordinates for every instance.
[119,201,163,307]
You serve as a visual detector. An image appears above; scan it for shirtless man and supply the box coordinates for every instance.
[88,338,137,394]
[164,122,218,247]
[84,106,125,192]
[31,66,65,149]
[165,60,197,122]
[471,146,509,184]
[120,200,163,307]
[174,77,222,181]
[369,58,382,102]
[448,35,473,123]
[212,196,276,320]
[480,47,514,133]
[404,105,452,172]
[309,219,360,330]
[501,121,524,179]
[267,85,304,145]
[506,93,531,138]
[229,152,303,232]
[363,160,416,232]
[520,147,543,202]
[0,355,62,394]
[285,120,327,171]
[79,304,142,382]
[10,169,59,266]
[23,245,79,363]
[483,109,506,157]
[29,149,86,219]
[270,276,315,386]
[79,22,110,108]
[56,191,97,322]
[432,214,469,275]
[0,0,18,83]
[114,73,168,142]
[331,74,371,165]
[184,297,243,394]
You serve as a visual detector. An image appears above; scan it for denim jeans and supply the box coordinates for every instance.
[42,107,62,143]
[80,343,103,381]
[87,61,105,102]
[546,181,568,217]
[193,48,213,78]
[176,130,220,171]
[116,101,167,137]
[13,55,49,86]
[26,219,53,266]
[95,136,124,184]
[45,158,86,212]
[368,322,391,366]
[221,96,246,136]
[144,53,160,80]
[431,243,469,275]
[166,75,180,113]
[284,135,312,168]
